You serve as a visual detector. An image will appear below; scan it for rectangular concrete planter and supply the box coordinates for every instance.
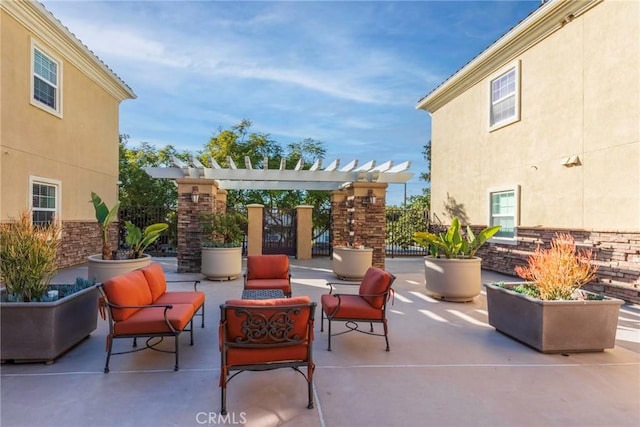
[0,285,99,363]
[485,283,623,353]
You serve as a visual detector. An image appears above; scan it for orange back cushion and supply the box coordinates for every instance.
[246,255,289,280]
[141,263,167,302]
[102,270,153,321]
[223,296,312,344]
[359,267,393,309]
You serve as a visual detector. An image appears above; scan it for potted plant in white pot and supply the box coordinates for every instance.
[0,211,98,363]
[485,233,624,353]
[199,210,247,280]
[87,192,168,283]
[413,217,501,302]
[332,244,373,280]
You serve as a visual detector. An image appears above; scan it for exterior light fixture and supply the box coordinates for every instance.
[191,186,199,204]
[366,189,377,206]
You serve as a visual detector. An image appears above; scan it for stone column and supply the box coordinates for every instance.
[176,178,219,273]
[296,205,313,260]
[247,204,264,256]
[330,182,388,269]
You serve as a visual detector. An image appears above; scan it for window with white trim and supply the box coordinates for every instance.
[489,187,519,240]
[31,41,62,117]
[489,62,519,129]
[30,178,61,227]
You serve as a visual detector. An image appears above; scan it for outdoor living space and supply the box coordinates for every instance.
[1,257,638,427]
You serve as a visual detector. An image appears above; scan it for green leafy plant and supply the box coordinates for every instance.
[90,192,120,260]
[123,221,169,259]
[514,233,598,300]
[413,216,501,259]
[0,211,60,302]
[199,211,247,248]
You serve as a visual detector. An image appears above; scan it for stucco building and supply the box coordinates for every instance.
[417,0,639,301]
[0,1,135,267]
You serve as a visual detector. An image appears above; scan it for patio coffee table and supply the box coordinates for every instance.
[241,289,286,300]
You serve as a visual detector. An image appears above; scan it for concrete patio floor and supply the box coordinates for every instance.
[1,257,639,427]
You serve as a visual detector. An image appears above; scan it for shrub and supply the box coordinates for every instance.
[514,233,598,300]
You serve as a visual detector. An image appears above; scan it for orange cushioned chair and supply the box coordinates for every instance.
[320,266,396,351]
[218,296,316,415]
[243,254,292,297]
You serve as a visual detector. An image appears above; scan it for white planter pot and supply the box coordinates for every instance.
[201,247,242,280]
[332,247,373,280]
[423,256,481,302]
[87,254,152,283]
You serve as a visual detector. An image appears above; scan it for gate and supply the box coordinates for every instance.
[119,206,177,257]
[262,208,296,256]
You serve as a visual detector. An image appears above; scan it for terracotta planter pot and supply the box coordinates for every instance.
[332,247,373,280]
[423,256,481,302]
[0,285,99,363]
[485,282,623,353]
[201,246,242,280]
[87,254,152,283]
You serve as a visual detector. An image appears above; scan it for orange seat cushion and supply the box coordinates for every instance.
[321,294,383,320]
[155,291,205,310]
[141,263,167,302]
[358,267,393,309]
[244,278,291,294]
[246,255,289,280]
[102,270,153,321]
[222,296,312,366]
[113,303,195,335]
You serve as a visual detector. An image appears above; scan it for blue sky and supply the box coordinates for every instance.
[42,0,539,206]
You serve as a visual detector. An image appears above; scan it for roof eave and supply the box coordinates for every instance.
[416,0,602,113]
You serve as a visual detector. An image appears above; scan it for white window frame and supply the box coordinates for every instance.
[30,39,63,118]
[29,176,62,227]
[487,185,519,244]
[488,61,520,131]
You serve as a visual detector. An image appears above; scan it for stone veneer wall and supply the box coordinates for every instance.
[177,191,213,273]
[460,226,640,304]
[331,192,386,269]
[57,222,118,269]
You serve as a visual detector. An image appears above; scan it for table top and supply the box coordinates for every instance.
[241,289,286,300]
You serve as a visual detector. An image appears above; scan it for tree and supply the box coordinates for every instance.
[118,135,189,209]
[420,140,431,185]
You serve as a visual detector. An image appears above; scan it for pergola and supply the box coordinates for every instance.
[144,156,414,272]
[144,156,413,190]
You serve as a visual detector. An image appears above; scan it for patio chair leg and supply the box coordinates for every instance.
[369,322,374,332]
[133,337,138,348]
[104,336,113,373]
[320,309,324,332]
[200,305,205,328]
[221,384,227,416]
[383,320,390,352]
[174,336,180,371]
[327,319,332,351]
[190,319,194,345]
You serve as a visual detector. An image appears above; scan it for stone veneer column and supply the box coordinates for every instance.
[330,182,388,269]
[176,178,219,273]
[296,205,313,260]
[246,204,264,256]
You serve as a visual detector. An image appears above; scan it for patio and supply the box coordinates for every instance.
[1,257,639,427]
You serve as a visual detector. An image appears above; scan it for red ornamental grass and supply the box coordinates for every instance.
[514,233,598,300]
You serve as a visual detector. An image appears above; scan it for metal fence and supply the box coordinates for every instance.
[385,207,430,257]
[312,207,331,256]
[118,206,177,257]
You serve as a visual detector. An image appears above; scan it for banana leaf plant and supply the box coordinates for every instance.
[413,216,501,259]
[124,221,169,259]
[91,192,120,260]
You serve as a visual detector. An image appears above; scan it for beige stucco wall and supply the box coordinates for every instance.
[1,4,131,222]
[427,0,639,231]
